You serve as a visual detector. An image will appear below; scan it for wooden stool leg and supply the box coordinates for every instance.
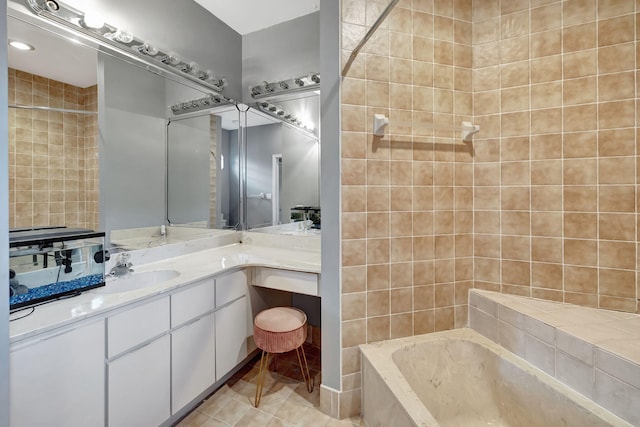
[254,350,271,407]
[295,346,314,393]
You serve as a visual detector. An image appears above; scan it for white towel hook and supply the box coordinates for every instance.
[372,114,390,137]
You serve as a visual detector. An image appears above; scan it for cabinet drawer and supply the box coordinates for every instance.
[252,267,318,296]
[215,270,247,308]
[108,296,170,358]
[108,335,170,427]
[171,279,215,327]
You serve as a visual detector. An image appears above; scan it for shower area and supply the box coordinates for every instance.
[7,68,99,231]
[338,0,639,417]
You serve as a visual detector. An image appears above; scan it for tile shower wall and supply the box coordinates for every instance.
[340,0,474,417]
[339,0,639,418]
[8,69,99,231]
[472,0,638,314]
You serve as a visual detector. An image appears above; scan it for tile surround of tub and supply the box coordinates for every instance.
[8,68,99,231]
[469,289,640,425]
[472,0,639,313]
[338,0,639,419]
[340,0,474,418]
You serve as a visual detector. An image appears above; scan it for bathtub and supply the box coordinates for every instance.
[360,328,631,427]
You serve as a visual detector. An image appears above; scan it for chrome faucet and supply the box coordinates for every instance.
[109,253,133,277]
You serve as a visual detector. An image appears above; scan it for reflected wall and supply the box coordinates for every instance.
[8,68,99,230]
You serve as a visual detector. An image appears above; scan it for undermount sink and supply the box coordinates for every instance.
[94,269,180,294]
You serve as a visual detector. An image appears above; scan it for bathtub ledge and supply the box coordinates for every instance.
[469,289,640,426]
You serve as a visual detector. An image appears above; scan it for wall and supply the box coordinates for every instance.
[1,1,10,422]
[8,68,98,230]
[338,0,473,417]
[472,1,638,313]
[335,0,640,419]
[242,12,321,103]
[59,0,243,100]
[167,115,211,225]
[99,53,166,234]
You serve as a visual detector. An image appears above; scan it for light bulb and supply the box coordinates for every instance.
[112,29,133,43]
[189,62,200,74]
[82,13,105,29]
[160,53,180,65]
[138,42,158,56]
[251,86,262,97]
[44,0,60,11]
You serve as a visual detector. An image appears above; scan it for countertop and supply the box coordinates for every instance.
[9,242,321,344]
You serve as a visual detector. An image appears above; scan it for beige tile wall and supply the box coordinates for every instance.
[339,0,638,418]
[472,0,638,313]
[340,0,473,416]
[8,68,99,231]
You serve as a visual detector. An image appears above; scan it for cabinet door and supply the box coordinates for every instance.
[171,312,215,413]
[108,335,170,427]
[215,296,247,381]
[10,320,105,427]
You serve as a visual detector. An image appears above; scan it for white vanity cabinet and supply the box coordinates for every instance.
[215,270,249,381]
[10,319,105,427]
[106,296,171,427]
[170,279,216,413]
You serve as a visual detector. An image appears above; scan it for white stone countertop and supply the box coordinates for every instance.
[9,241,320,344]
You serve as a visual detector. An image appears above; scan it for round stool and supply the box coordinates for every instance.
[253,307,314,407]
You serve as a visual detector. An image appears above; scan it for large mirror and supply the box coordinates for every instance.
[167,105,241,230]
[244,97,320,232]
[7,1,321,249]
[166,95,320,234]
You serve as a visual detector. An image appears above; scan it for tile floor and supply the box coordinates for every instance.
[176,343,365,427]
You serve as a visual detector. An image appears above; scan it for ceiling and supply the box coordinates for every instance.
[8,16,98,88]
[193,0,319,35]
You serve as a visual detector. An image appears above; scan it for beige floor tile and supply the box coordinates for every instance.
[297,407,333,426]
[233,406,275,427]
[176,409,214,427]
[266,418,295,427]
[179,345,364,427]
[199,393,233,417]
[214,398,252,425]
[274,400,310,424]
[202,418,231,427]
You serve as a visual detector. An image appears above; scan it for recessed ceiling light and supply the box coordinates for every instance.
[8,39,35,51]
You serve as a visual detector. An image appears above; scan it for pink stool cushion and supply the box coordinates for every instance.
[254,307,307,354]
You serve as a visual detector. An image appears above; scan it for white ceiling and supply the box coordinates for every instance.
[193,0,319,35]
[8,16,98,88]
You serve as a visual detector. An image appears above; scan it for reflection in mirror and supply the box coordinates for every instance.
[7,14,100,231]
[7,9,239,250]
[167,106,241,230]
[245,93,320,233]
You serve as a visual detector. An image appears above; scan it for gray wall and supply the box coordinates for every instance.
[99,53,167,234]
[167,115,211,225]
[320,0,342,392]
[241,12,320,103]
[60,0,243,99]
[280,125,320,214]
[244,121,319,229]
[246,123,282,228]
[1,0,10,422]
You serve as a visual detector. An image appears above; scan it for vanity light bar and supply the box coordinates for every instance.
[249,73,320,99]
[170,93,236,115]
[23,0,229,93]
[255,101,315,135]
